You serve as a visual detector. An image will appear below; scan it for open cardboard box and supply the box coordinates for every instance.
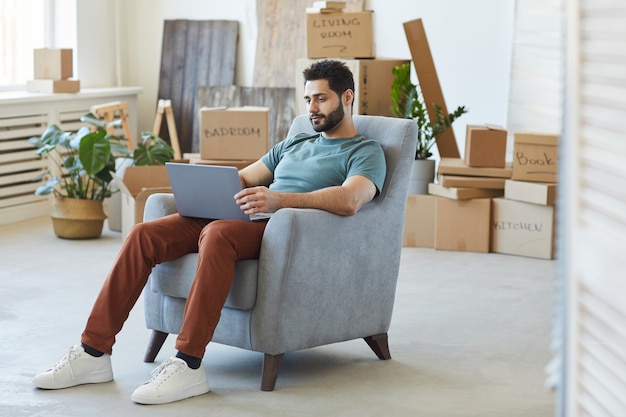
[112,165,172,239]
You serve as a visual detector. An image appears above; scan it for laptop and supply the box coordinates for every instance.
[165,162,270,221]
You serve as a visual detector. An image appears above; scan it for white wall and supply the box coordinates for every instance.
[75,0,118,87]
[370,0,515,156]
[77,0,515,154]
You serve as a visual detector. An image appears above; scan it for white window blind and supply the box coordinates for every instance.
[0,0,46,85]
[564,1,626,416]
[1,0,76,88]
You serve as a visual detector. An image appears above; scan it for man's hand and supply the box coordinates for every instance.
[235,186,280,215]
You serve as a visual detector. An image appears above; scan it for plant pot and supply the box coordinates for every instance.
[50,197,107,239]
[407,159,436,195]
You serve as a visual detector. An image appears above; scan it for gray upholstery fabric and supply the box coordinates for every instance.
[150,255,258,310]
[142,114,417,355]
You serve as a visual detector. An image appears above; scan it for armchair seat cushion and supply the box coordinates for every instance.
[150,256,259,310]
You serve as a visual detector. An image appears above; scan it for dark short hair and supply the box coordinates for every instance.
[302,59,355,100]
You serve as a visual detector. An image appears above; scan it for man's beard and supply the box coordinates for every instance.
[310,101,345,132]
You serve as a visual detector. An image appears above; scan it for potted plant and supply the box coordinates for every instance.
[390,62,468,194]
[28,113,173,239]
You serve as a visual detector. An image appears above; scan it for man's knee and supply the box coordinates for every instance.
[199,220,231,243]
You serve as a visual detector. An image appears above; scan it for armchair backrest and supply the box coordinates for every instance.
[286,114,418,219]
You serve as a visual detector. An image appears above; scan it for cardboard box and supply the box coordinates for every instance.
[464,124,507,168]
[199,107,269,160]
[428,183,503,200]
[26,79,80,93]
[512,132,559,183]
[491,198,555,259]
[434,197,491,253]
[403,194,436,248]
[438,158,512,179]
[504,180,557,206]
[403,18,459,158]
[34,48,73,79]
[185,153,255,170]
[438,174,505,190]
[306,11,374,59]
[113,166,172,239]
[296,58,410,116]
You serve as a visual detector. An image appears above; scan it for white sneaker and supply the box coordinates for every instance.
[33,345,113,389]
[131,357,209,405]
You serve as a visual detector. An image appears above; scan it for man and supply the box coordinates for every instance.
[33,59,387,404]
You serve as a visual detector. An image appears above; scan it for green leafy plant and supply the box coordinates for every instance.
[28,114,174,200]
[133,131,175,166]
[390,62,468,160]
[28,113,130,200]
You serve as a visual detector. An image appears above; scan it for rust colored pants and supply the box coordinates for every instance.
[81,213,268,358]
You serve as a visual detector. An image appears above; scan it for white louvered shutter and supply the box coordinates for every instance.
[564,1,626,416]
[507,0,565,153]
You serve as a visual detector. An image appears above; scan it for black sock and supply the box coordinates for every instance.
[81,343,104,357]
[176,351,202,369]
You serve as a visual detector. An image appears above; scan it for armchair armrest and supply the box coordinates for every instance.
[143,193,178,221]
[251,205,402,354]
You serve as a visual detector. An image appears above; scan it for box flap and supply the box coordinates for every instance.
[230,106,270,112]
[199,106,227,112]
[485,124,506,131]
[514,132,559,146]
[467,124,506,132]
[111,171,132,196]
[119,165,171,197]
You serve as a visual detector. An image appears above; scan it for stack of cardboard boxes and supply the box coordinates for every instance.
[296,2,409,117]
[429,125,511,254]
[394,17,559,260]
[492,133,559,260]
[27,48,80,93]
[403,127,559,260]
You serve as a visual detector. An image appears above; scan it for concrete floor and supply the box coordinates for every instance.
[0,216,557,417]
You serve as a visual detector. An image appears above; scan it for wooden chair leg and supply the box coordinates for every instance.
[261,353,284,391]
[364,333,391,360]
[144,330,169,363]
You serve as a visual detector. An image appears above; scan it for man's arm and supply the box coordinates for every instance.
[234,175,377,217]
[239,160,273,188]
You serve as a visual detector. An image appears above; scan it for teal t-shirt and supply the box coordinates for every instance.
[261,133,386,196]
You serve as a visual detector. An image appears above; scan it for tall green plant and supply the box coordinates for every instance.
[390,63,468,160]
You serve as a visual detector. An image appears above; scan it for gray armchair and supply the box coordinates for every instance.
[142,114,418,391]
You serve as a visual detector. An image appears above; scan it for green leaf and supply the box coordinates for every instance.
[79,130,112,176]
[80,113,106,130]
[34,178,58,195]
